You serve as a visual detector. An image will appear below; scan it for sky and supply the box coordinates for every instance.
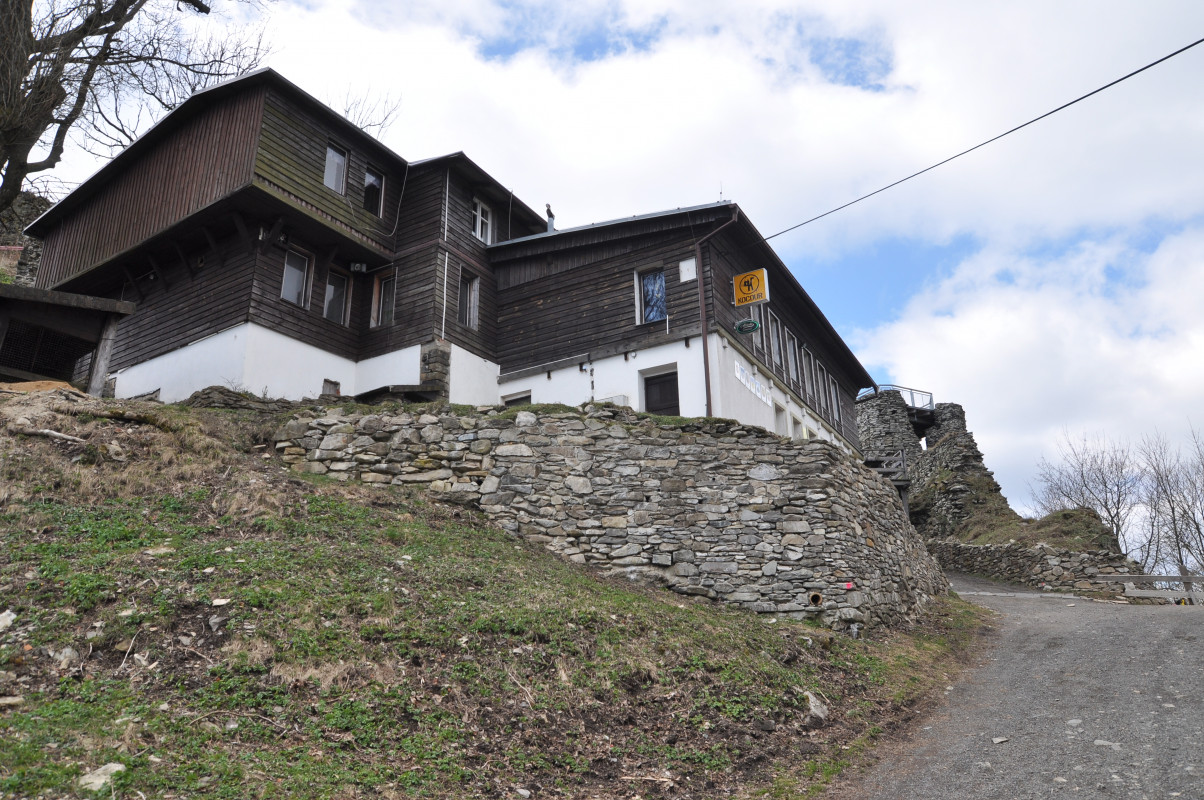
[50,0,1204,515]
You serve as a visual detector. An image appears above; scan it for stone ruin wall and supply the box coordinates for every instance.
[856,390,1134,591]
[274,406,948,629]
[926,540,1140,593]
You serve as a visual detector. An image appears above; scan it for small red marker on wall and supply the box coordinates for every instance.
[845,582,854,589]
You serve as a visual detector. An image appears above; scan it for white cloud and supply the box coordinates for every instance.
[857,226,1204,515]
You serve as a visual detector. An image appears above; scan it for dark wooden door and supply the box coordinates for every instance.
[644,372,679,415]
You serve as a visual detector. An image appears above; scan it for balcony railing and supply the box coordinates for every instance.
[857,384,934,410]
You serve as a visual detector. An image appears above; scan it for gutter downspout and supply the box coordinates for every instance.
[694,207,740,418]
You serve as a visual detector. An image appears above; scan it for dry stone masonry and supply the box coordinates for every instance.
[274,405,948,629]
[926,540,1139,593]
[857,390,1130,591]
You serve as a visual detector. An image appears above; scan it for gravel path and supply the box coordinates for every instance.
[828,573,1204,799]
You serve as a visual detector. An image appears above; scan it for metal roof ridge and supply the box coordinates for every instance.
[489,200,736,248]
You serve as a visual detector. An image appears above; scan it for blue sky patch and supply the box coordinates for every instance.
[808,36,892,90]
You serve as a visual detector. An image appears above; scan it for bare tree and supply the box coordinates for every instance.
[1139,430,1204,575]
[1031,431,1142,557]
[0,0,269,216]
[331,87,402,138]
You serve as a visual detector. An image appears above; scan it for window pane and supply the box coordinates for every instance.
[770,314,782,366]
[363,167,383,215]
[472,199,492,242]
[324,145,346,193]
[458,275,479,329]
[641,271,666,323]
[786,335,799,382]
[324,273,348,323]
[377,277,395,326]
[281,251,309,306]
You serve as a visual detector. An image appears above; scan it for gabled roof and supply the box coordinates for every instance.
[410,152,545,234]
[490,200,734,249]
[27,68,411,238]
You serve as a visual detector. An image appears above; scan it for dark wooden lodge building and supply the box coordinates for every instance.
[25,69,873,453]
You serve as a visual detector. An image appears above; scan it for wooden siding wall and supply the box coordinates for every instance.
[495,231,700,374]
[254,90,406,252]
[248,241,362,361]
[37,88,265,289]
[707,235,861,443]
[105,231,257,372]
[357,246,439,361]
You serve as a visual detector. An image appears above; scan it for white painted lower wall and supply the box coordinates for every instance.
[113,325,251,403]
[710,333,850,452]
[448,344,501,406]
[112,322,422,403]
[498,338,708,417]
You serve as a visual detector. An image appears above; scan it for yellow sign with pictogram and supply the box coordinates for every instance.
[733,268,770,307]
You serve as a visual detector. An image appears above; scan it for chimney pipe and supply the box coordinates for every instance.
[546,204,555,233]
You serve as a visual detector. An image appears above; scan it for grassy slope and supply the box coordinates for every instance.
[0,394,988,799]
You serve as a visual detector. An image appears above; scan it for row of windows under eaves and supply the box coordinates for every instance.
[324,144,385,217]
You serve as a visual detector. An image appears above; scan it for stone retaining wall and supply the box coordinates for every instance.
[926,539,1140,592]
[274,405,948,628]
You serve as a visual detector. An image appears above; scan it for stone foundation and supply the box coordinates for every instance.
[274,405,948,629]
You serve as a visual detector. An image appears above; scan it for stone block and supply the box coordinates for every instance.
[495,443,535,457]
[699,561,738,574]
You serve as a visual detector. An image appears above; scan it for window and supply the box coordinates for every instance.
[637,269,667,324]
[363,165,384,216]
[503,392,531,407]
[323,271,349,324]
[786,333,800,386]
[769,311,783,368]
[372,273,395,327]
[830,376,843,423]
[816,364,830,413]
[774,404,788,436]
[472,198,492,243]
[324,144,347,194]
[644,372,679,415]
[803,350,816,399]
[458,274,479,330]
[280,250,311,307]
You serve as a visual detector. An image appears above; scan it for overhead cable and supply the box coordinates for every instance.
[763,35,1204,242]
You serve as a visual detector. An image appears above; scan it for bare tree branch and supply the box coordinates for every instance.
[330,86,402,138]
[0,0,270,213]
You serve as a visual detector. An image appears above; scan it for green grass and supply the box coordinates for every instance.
[0,401,992,799]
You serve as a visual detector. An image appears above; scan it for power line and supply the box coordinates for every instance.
[763,35,1204,243]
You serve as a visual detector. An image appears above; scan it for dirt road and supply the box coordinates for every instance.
[828,573,1204,799]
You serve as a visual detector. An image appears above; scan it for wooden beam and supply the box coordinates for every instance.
[231,212,253,253]
[258,216,285,254]
[0,365,61,383]
[120,266,144,303]
[146,255,170,291]
[201,226,224,269]
[316,245,339,284]
[0,284,136,315]
[172,242,196,278]
[87,313,121,396]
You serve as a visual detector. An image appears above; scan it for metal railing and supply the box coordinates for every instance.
[858,384,934,410]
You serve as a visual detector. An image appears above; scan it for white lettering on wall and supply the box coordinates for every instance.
[735,361,773,406]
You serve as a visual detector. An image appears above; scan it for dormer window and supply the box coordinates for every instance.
[324,144,347,194]
[472,198,492,243]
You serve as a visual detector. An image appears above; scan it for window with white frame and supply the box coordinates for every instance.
[830,376,843,423]
[472,198,492,243]
[324,144,347,194]
[786,333,800,386]
[323,271,350,324]
[636,268,667,324]
[280,250,311,307]
[804,350,816,399]
[372,273,395,327]
[769,311,784,369]
[458,273,479,329]
[363,165,384,216]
